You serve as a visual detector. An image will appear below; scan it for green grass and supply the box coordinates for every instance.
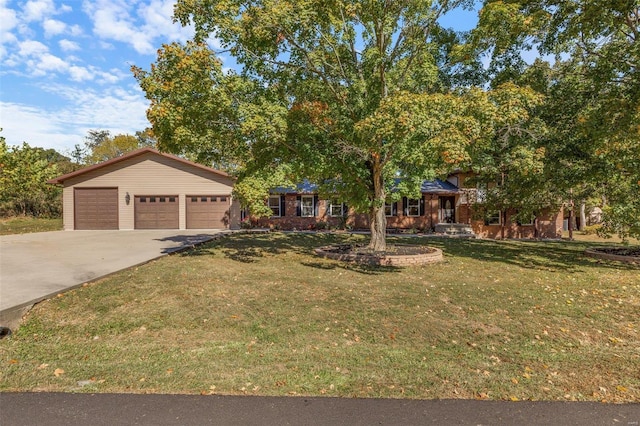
[1,233,638,402]
[0,216,62,235]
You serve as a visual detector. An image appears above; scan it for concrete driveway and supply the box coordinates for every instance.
[0,230,231,328]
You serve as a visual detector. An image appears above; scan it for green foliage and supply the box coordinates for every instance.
[74,129,156,165]
[137,0,495,250]
[0,135,62,218]
[232,165,294,217]
[473,1,640,239]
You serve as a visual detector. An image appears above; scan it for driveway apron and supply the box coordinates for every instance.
[0,230,227,326]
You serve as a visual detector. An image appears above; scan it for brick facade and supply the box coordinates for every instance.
[251,173,563,239]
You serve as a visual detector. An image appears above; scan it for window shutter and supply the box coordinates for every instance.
[402,197,408,216]
[342,203,348,217]
[314,196,319,217]
[392,202,398,216]
[420,197,426,216]
[280,195,286,217]
[296,196,301,216]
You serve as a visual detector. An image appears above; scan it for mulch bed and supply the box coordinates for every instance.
[591,247,640,257]
[321,244,435,257]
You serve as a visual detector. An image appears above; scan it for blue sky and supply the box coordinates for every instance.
[0,0,480,156]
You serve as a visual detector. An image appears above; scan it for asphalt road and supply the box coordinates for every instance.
[0,393,639,425]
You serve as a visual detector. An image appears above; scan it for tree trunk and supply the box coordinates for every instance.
[368,156,387,252]
[568,199,574,240]
[579,201,586,231]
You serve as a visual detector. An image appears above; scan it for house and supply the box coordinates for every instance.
[49,149,562,238]
[255,172,563,239]
[48,148,241,230]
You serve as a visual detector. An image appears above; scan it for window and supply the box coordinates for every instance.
[407,198,420,217]
[329,199,344,217]
[487,211,501,225]
[301,195,315,217]
[169,197,176,203]
[219,196,227,202]
[268,195,281,217]
[384,201,396,217]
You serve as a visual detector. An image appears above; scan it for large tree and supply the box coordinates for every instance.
[135,1,542,250]
[474,1,640,238]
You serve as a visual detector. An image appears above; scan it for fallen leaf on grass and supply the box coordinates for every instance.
[37,363,49,370]
[54,368,64,377]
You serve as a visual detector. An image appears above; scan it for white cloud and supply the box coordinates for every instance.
[68,24,82,36]
[18,39,48,56]
[33,52,69,74]
[59,38,80,51]
[138,0,194,43]
[68,65,92,81]
[22,0,55,22]
[43,18,66,37]
[0,85,150,153]
[85,0,155,55]
[84,0,195,55]
[0,101,78,152]
[0,2,19,60]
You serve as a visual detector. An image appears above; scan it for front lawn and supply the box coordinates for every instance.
[0,216,62,235]
[0,233,638,402]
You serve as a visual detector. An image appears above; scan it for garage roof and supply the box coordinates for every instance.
[47,147,231,184]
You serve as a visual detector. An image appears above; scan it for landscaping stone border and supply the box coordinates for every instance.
[584,247,640,265]
[314,244,443,267]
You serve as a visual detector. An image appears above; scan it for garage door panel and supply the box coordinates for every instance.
[74,188,118,230]
[186,195,229,229]
[135,196,178,229]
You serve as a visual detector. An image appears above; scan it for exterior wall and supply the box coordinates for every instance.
[469,208,563,239]
[255,195,351,230]
[252,191,563,239]
[61,152,237,230]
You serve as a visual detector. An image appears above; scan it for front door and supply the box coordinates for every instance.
[439,196,455,223]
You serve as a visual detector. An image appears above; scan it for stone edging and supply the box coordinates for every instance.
[314,244,444,267]
[584,247,640,264]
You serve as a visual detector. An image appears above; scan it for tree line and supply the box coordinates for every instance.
[0,129,155,218]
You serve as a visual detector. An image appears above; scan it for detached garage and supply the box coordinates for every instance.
[48,148,240,231]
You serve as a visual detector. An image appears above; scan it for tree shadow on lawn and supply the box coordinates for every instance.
[300,260,402,275]
[409,237,639,273]
[178,232,364,262]
[175,231,638,273]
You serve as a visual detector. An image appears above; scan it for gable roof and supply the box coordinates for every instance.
[47,147,231,184]
[271,178,460,196]
[420,179,459,194]
[271,179,318,194]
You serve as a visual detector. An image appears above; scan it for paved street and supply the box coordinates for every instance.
[1,393,638,426]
